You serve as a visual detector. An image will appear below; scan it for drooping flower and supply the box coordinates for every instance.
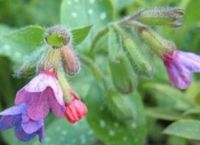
[0,103,44,142]
[15,70,65,120]
[162,50,200,89]
[64,92,88,124]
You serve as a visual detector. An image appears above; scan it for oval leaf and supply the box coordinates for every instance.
[164,119,200,141]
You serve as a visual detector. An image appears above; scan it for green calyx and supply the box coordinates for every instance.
[109,54,137,94]
[45,25,71,48]
[112,24,153,77]
[46,33,66,48]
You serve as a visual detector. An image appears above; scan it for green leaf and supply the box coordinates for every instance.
[60,0,113,29]
[0,25,45,64]
[33,119,96,145]
[184,0,200,25]
[0,56,15,105]
[1,129,34,145]
[0,24,13,35]
[142,83,191,111]
[4,25,45,49]
[71,25,92,45]
[185,82,200,106]
[86,82,146,145]
[111,0,134,10]
[164,119,200,140]
[145,108,181,121]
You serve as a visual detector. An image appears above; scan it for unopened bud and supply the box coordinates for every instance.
[45,25,72,48]
[60,47,80,76]
[109,54,137,94]
[106,91,135,123]
[124,38,153,77]
[132,7,184,27]
[113,25,153,77]
[139,26,176,54]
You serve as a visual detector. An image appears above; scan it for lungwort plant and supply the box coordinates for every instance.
[0,0,200,145]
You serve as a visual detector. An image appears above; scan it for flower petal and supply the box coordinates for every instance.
[166,61,192,89]
[0,115,21,130]
[27,91,49,120]
[0,104,26,115]
[23,72,64,105]
[15,89,35,105]
[176,50,200,72]
[37,126,45,143]
[22,115,44,134]
[15,125,36,142]
[48,88,65,117]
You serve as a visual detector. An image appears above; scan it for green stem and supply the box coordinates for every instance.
[79,54,110,90]
[57,68,71,103]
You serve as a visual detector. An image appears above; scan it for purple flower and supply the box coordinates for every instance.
[15,70,65,120]
[162,50,200,89]
[0,103,44,142]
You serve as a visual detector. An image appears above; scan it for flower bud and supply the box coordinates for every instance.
[124,38,153,77]
[45,25,72,48]
[109,54,137,94]
[131,7,184,27]
[106,91,135,123]
[64,95,88,124]
[114,25,153,77]
[139,26,176,54]
[60,46,80,76]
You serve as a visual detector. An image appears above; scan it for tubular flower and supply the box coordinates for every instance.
[15,70,65,120]
[162,50,200,89]
[64,92,88,124]
[0,103,44,142]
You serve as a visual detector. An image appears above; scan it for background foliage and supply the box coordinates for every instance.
[0,0,200,145]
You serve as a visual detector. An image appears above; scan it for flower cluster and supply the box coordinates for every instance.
[0,26,88,142]
[120,8,200,90]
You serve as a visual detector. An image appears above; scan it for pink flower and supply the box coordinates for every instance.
[162,50,200,89]
[15,70,65,120]
[64,93,88,124]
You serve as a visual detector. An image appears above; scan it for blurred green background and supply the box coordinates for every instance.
[0,0,200,145]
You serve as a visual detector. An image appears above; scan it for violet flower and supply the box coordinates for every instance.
[0,103,44,142]
[15,70,65,120]
[162,50,200,89]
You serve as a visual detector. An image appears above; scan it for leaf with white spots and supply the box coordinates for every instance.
[0,25,45,65]
[32,119,97,145]
[86,82,147,145]
[60,0,114,29]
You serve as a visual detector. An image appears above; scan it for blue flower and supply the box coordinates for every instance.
[0,103,44,142]
[162,50,200,89]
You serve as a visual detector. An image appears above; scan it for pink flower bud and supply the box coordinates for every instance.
[60,47,80,76]
[64,94,88,124]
